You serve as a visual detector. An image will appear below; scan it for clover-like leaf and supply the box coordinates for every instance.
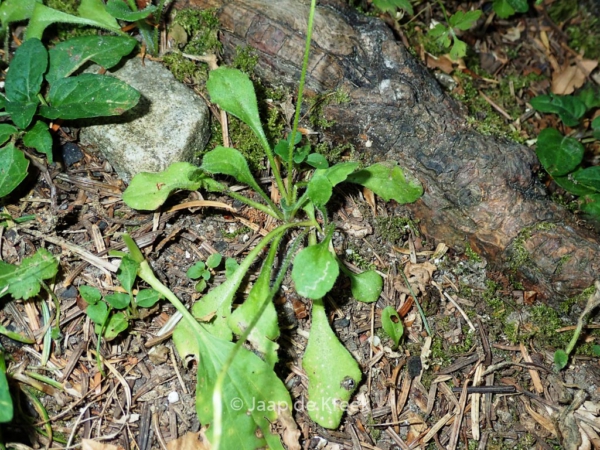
[347,162,423,204]
[536,128,584,177]
[0,248,58,300]
[187,261,207,280]
[554,349,569,370]
[79,285,102,305]
[302,298,361,428]
[135,289,162,308]
[580,194,600,221]
[206,253,222,269]
[530,94,586,127]
[381,306,403,349]
[292,228,339,300]
[572,166,600,193]
[104,292,130,310]
[103,312,128,340]
[123,162,209,210]
[86,301,109,325]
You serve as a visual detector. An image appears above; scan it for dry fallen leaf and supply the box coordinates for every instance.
[552,59,598,95]
[82,440,124,450]
[166,430,211,450]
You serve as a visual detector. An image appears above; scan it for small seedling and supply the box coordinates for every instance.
[187,253,222,292]
[381,306,404,349]
[428,7,482,60]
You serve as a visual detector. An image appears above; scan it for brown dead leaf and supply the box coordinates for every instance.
[166,430,211,450]
[406,411,427,444]
[552,60,598,95]
[425,53,454,74]
[394,261,437,296]
[82,440,124,450]
[277,405,301,450]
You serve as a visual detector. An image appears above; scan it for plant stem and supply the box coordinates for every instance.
[226,189,283,220]
[286,0,317,205]
[399,269,432,336]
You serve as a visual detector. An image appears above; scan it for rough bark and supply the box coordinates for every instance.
[174,0,600,302]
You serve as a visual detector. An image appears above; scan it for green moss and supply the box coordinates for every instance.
[549,1,600,59]
[464,243,481,262]
[507,222,557,272]
[162,52,207,83]
[560,285,596,314]
[232,46,259,74]
[306,88,350,129]
[46,0,79,14]
[170,8,221,56]
[222,225,251,239]
[448,328,474,354]
[344,244,376,271]
[374,216,419,245]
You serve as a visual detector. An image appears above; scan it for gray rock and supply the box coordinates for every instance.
[79,57,210,182]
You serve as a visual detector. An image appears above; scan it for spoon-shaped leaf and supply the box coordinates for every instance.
[228,243,280,368]
[340,265,383,303]
[206,68,268,148]
[347,162,423,204]
[291,227,339,299]
[381,306,403,349]
[302,298,361,428]
[122,162,209,211]
[173,320,299,450]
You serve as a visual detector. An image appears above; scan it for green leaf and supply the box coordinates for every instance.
[0,325,35,344]
[347,162,423,204]
[0,0,39,28]
[5,100,38,130]
[579,194,600,220]
[79,285,102,305]
[320,161,359,186]
[572,166,600,192]
[0,124,18,146]
[429,23,451,48]
[592,116,600,140]
[77,0,121,31]
[103,312,128,340]
[187,261,207,280]
[554,349,569,370]
[0,248,57,300]
[347,269,383,303]
[206,253,222,269]
[39,73,140,120]
[577,84,600,110]
[86,301,108,325]
[173,321,296,450]
[492,0,515,18]
[23,121,53,163]
[381,306,403,349]
[206,68,268,148]
[0,144,28,198]
[302,298,361,428]
[225,258,239,278]
[194,279,207,292]
[5,38,47,103]
[306,174,333,208]
[228,242,281,368]
[449,38,468,60]
[292,229,339,300]
[592,344,600,357]
[536,128,584,177]
[117,255,139,294]
[104,292,130,309]
[135,288,162,308]
[123,162,208,210]
[507,0,530,13]
[530,94,586,127]
[372,0,414,15]
[448,10,482,31]
[25,0,121,40]
[105,0,157,21]
[305,153,329,169]
[0,363,13,423]
[553,171,595,197]
[47,35,137,84]
[201,147,267,199]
